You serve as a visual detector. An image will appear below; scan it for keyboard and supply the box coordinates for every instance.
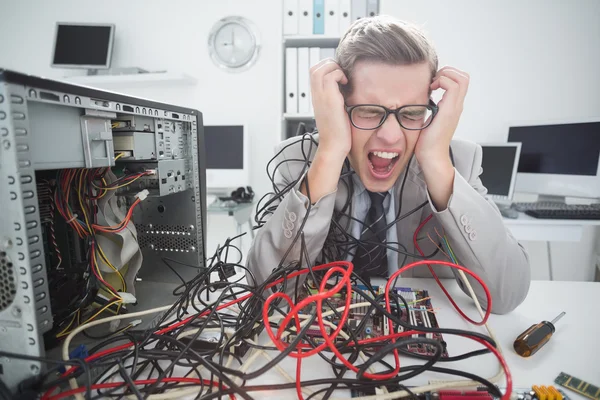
[525,209,600,220]
[512,202,600,212]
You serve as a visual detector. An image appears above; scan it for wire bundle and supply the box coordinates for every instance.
[3,134,514,400]
[45,163,148,341]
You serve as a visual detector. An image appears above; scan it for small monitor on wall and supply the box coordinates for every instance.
[479,143,521,203]
[204,125,249,191]
[51,23,115,69]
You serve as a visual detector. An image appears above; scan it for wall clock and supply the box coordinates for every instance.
[208,16,260,72]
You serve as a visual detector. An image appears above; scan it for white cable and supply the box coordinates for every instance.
[62,305,173,400]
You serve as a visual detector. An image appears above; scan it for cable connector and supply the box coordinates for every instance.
[129,319,142,328]
[117,292,138,304]
[135,189,149,201]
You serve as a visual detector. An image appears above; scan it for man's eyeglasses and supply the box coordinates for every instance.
[345,100,438,131]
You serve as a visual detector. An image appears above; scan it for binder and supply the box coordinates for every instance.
[313,0,325,34]
[351,0,367,21]
[298,0,313,35]
[286,48,298,114]
[324,0,339,36]
[309,47,321,113]
[297,48,310,113]
[283,0,299,35]
[339,0,352,34]
[366,0,378,17]
[309,47,321,67]
[320,47,336,60]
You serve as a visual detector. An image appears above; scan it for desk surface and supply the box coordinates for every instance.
[238,278,600,399]
[503,212,600,226]
[131,278,600,399]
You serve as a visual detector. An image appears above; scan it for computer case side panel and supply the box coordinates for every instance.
[0,81,52,392]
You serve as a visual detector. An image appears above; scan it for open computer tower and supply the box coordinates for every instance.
[0,69,207,392]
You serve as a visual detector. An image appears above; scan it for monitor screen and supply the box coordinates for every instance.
[480,145,519,197]
[52,24,114,68]
[508,122,600,176]
[204,125,244,170]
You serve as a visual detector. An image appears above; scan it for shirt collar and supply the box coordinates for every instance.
[350,171,395,198]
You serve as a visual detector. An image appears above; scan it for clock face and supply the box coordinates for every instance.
[209,17,260,72]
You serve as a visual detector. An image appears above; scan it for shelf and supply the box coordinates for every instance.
[283,35,341,47]
[64,72,197,88]
[284,113,315,120]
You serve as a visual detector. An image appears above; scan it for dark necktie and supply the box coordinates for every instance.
[353,191,388,279]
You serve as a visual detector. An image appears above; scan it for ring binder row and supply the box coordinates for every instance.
[285,47,336,114]
[283,0,379,36]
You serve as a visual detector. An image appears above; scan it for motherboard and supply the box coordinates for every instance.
[288,280,448,358]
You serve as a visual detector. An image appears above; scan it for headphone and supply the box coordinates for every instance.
[219,186,255,203]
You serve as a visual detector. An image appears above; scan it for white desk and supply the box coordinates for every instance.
[503,212,600,242]
[241,278,600,399]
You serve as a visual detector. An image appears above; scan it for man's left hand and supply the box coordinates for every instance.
[414,66,470,165]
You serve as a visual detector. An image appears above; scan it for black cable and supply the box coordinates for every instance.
[0,378,12,400]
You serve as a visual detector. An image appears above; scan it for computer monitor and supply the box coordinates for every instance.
[204,125,249,190]
[507,119,600,200]
[51,23,115,69]
[479,143,521,203]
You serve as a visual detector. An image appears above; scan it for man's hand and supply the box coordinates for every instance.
[415,67,470,210]
[311,58,352,164]
[300,59,351,203]
[415,67,469,163]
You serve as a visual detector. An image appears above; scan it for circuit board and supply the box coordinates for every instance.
[555,372,600,400]
[351,386,572,400]
[288,281,448,358]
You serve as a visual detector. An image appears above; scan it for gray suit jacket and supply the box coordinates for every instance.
[247,134,530,314]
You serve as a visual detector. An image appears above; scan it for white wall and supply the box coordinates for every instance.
[382,0,600,143]
[1,0,598,279]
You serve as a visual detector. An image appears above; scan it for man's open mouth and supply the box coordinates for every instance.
[368,151,400,178]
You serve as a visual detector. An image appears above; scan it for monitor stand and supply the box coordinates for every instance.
[87,67,149,76]
[536,195,567,204]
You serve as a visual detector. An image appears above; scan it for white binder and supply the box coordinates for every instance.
[320,47,336,60]
[286,48,298,114]
[366,0,378,17]
[309,47,321,113]
[339,0,352,34]
[324,0,340,36]
[351,0,367,22]
[298,0,313,35]
[297,48,310,113]
[283,0,299,35]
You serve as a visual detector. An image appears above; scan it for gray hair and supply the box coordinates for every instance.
[335,15,438,96]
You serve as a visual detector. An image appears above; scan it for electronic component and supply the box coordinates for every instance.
[513,311,565,357]
[288,281,448,358]
[555,372,600,400]
[0,68,207,394]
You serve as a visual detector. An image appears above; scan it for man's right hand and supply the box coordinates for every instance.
[310,59,352,163]
[300,59,351,204]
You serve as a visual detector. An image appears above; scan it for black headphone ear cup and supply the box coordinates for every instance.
[230,187,245,202]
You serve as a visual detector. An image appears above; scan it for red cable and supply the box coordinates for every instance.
[385,260,492,334]
[46,377,235,400]
[413,214,489,325]
[466,335,512,400]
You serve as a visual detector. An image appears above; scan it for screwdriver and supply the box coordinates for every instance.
[513,312,565,357]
